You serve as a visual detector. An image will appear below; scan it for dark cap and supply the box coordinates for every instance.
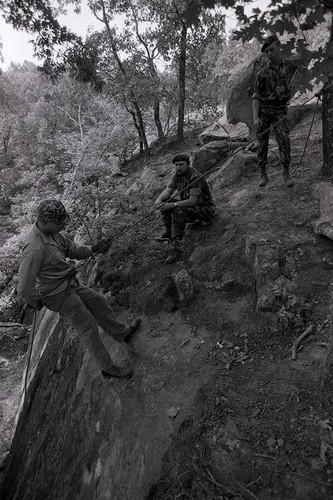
[261,34,280,53]
[172,153,190,164]
[37,199,69,224]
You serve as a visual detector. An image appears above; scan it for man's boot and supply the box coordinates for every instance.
[165,241,182,265]
[259,167,268,187]
[283,166,294,187]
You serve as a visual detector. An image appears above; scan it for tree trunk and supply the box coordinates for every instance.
[321,13,333,176]
[320,301,333,409]
[147,59,164,141]
[321,76,333,177]
[126,104,144,154]
[131,93,149,154]
[98,0,149,155]
[154,97,164,141]
[177,22,187,141]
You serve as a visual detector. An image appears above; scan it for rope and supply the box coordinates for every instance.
[23,310,38,406]
[291,94,321,174]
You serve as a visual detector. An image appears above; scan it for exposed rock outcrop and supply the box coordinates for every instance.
[313,182,333,240]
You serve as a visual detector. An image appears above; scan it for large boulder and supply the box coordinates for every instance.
[200,140,248,162]
[199,121,249,145]
[208,151,258,188]
[191,149,220,174]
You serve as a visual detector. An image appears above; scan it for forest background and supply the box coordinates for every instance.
[0,0,332,315]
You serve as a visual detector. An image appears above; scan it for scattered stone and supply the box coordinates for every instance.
[171,269,195,307]
[267,437,277,447]
[167,406,180,419]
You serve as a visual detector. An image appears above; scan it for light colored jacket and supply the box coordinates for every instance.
[18,223,93,308]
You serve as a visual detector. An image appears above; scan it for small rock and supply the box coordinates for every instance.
[267,437,276,447]
[277,438,284,447]
[167,406,180,418]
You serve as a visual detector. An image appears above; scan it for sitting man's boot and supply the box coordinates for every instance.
[102,365,133,379]
[283,167,294,187]
[259,167,268,187]
[165,239,182,265]
[121,318,141,343]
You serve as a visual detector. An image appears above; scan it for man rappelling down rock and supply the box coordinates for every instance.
[18,199,141,380]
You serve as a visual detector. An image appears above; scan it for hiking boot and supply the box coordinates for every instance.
[259,173,268,187]
[121,317,141,343]
[165,248,182,265]
[155,231,172,242]
[101,365,133,379]
[283,172,294,187]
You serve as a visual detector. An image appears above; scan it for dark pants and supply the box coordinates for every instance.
[162,205,215,241]
[43,280,128,371]
[257,107,291,172]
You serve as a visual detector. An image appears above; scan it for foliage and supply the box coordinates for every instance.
[0,0,79,60]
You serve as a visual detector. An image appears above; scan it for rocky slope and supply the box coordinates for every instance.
[1,110,333,500]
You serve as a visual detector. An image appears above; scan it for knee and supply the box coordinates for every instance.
[173,207,186,219]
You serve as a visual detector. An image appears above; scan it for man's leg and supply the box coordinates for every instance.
[274,113,294,187]
[165,206,212,264]
[74,285,140,343]
[257,109,271,186]
[156,208,173,241]
[58,289,131,378]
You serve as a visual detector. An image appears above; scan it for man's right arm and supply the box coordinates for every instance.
[155,187,175,205]
[17,249,43,309]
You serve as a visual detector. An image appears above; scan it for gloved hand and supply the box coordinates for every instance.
[92,238,110,254]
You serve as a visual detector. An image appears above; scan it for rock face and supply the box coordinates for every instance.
[245,235,281,312]
[0,301,214,500]
[312,182,333,240]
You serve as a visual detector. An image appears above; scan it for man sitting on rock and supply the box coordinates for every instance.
[18,199,141,380]
[252,34,298,188]
[154,153,215,264]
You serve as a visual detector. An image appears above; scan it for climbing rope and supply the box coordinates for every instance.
[23,310,37,403]
[291,93,321,174]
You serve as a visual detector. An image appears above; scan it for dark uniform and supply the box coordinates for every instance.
[253,57,297,179]
[162,167,215,242]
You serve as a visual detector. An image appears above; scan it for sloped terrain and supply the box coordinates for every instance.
[1,114,333,499]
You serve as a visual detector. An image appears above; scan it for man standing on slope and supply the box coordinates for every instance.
[154,153,215,264]
[253,34,298,188]
[18,199,141,380]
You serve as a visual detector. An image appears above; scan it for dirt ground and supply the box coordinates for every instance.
[1,111,333,499]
